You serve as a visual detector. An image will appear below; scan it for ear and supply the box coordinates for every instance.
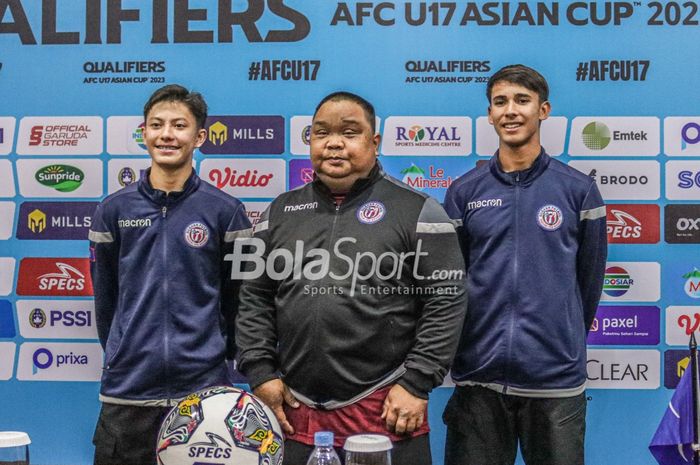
[373,132,381,156]
[487,105,494,125]
[194,127,207,148]
[539,101,551,121]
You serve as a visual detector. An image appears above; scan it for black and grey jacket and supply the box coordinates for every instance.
[235,164,467,408]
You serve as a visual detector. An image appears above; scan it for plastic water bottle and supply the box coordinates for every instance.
[306,431,342,465]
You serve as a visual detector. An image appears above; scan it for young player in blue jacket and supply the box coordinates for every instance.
[442,65,607,465]
[89,85,251,465]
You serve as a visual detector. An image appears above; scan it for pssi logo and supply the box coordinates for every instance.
[29,308,46,328]
[683,269,700,298]
[603,266,633,297]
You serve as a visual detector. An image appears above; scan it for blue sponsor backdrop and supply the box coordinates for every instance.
[0,1,699,464]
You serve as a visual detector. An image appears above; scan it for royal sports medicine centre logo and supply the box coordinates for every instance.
[200,116,285,154]
[606,204,659,244]
[587,306,659,346]
[664,117,700,156]
[569,117,659,156]
[665,204,700,244]
[381,117,471,156]
[17,202,96,240]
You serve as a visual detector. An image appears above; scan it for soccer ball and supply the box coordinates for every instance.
[157,386,284,465]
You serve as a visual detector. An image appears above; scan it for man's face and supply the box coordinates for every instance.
[143,101,206,171]
[488,81,550,151]
[310,99,380,192]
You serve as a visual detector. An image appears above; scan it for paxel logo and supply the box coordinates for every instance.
[17,300,97,339]
[17,342,102,381]
[16,258,93,296]
[665,205,700,244]
[606,204,659,244]
[587,306,659,346]
[586,349,659,389]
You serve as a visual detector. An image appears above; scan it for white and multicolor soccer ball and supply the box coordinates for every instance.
[157,386,284,465]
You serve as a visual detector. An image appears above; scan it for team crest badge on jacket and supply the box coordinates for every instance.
[357,201,386,224]
[184,222,209,247]
[537,205,563,231]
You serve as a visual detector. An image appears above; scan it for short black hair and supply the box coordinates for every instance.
[486,65,549,103]
[313,91,376,133]
[143,84,208,130]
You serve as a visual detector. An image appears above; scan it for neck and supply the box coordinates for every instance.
[498,142,541,173]
[149,164,193,193]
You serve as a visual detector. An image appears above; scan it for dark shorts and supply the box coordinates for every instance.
[92,403,171,465]
[443,385,586,465]
[283,434,432,465]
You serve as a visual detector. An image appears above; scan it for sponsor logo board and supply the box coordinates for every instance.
[107,159,151,193]
[664,117,700,156]
[106,116,148,155]
[587,305,659,345]
[665,204,700,244]
[0,160,16,197]
[289,159,314,190]
[666,306,700,346]
[0,300,15,338]
[17,300,97,339]
[0,257,16,296]
[586,349,660,389]
[16,258,93,296]
[16,117,103,155]
[0,117,16,155]
[17,342,103,381]
[664,349,691,389]
[600,262,660,302]
[569,117,659,156]
[0,342,16,380]
[381,117,471,156]
[666,161,700,200]
[201,116,285,154]
[241,201,270,228]
[16,202,96,240]
[606,204,659,244]
[0,202,16,240]
[17,159,103,198]
[200,159,286,198]
[475,116,567,156]
[569,160,660,200]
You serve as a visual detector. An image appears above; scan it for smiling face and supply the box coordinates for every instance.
[143,100,206,173]
[310,99,380,193]
[488,80,550,155]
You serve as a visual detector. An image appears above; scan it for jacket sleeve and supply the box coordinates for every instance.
[397,197,467,399]
[88,203,119,350]
[443,181,470,270]
[234,206,280,390]
[221,202,252,360]
[577,182,608,332]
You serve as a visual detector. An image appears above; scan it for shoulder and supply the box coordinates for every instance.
[197,179,247,210]
[545,158,597,191]
[446,162,492,198]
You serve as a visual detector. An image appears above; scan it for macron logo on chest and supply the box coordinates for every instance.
[467,198,503,210]
[117,218,152,228]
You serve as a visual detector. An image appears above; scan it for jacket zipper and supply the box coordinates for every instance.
[504,172,520,394]
[162,203,170,398]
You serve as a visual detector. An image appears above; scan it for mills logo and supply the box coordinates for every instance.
[683,269,700,298]
[28,209,47,233]
[16,258,93,296]
[582,122,611,150]
[35,165,85,192]
[208,121,228,146]
[603,266,633,297]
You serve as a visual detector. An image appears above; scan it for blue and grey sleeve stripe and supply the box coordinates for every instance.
[88,230,114,243]
[580,205,606,221]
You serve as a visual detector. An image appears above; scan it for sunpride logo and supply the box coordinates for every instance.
[603,266,633,297]
[35,165,85,192]
[582,122,611,150]
[226,237,463,297]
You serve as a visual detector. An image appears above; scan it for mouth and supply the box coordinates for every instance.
[502,122,522,130]
[156,145,180,152]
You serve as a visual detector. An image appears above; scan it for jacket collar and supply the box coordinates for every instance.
[489,147,550,186]
[138,167,200,205]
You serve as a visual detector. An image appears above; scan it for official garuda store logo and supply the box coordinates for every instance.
[35,165,85,192]
[603,266,633,297]
[582,121,611,150]
[208,121,228,146]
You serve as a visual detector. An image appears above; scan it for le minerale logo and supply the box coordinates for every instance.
[35,165,85,192]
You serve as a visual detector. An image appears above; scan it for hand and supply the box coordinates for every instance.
[253,379,300,435]
[381,384,428,435]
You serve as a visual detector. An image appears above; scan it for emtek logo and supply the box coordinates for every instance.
[582,122,611,150]
[208,121,228,145]
[35,165,84,193]
[32,347,87,374]
[28,209,47,233]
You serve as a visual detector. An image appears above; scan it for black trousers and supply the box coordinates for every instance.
[93,403,171,465]
[282,434,432,465]
[443,386,586,465]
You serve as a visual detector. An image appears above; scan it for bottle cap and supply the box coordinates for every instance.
[0,432,31,447]
[343,434,392,452]
[314,431,334,447]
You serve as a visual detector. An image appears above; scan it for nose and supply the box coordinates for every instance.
[160,123,175,139]
[326,133,343,149]
[505,99,518,116]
